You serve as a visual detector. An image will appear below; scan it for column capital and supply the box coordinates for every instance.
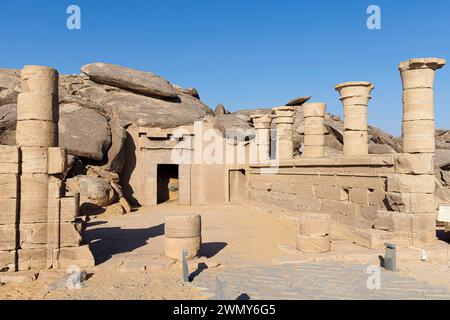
[399,58,446,71]
[272,106,295,124]
[272,106,295,114]
[250,113,272,129]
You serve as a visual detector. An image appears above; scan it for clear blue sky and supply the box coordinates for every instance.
[1,0,448,135]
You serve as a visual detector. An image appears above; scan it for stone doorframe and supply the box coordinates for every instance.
[138,126,193,206]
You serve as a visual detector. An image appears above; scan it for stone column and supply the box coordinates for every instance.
[250,113,272,163]
[16,66,59,270]
[302,103,326,158]
[395,57,446,245]
[399,58,445,153]
[272,106,295,161]
[335,82,374,156]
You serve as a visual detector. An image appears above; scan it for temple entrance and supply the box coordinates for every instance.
[157,164,179,204]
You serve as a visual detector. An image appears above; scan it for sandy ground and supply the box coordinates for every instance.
[1,203,450,299]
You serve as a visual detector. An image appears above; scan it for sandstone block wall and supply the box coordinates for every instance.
[248,153,440,248]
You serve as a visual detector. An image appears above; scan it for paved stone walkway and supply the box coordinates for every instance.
[192,261,450,300]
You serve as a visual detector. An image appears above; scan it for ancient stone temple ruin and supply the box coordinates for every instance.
[0,57,446,274]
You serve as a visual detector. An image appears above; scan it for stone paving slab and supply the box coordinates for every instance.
[192,261,450,300]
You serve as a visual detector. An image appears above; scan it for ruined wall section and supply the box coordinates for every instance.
[248,156,398,247]
[0,146,20,270]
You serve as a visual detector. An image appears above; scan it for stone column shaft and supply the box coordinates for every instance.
[396,57,446,245]
[335,81,374,156]
[272,106,295,161]
[302,103,326,158]
[251,114,272,163]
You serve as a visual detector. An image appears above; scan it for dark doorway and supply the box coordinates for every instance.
[157,164,179,204]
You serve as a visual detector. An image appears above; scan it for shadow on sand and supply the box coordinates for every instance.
[84,223,165,264]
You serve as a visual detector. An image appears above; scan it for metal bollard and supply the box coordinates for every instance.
[384,242,397,272]
[182,250,189,282]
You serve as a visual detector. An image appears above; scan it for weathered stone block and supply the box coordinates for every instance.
[21,147,48,173]
[0,146,19,174]
[0,145,19,162]
[165,214,201,238]
[368,189,387,207]
[344,105,367,131]
[321,200,357,217]
[60,196,80,221]
[349,188,369,205]
[178,178,191,205]
[165,236,201,260]
[352,228,409,249]
[0,250,15,270]
[304,134,325,146]
[269,181,294,194]
[343,131,368,156]
[400,68,435,90]
[20,65,59,94]
[16,120,58,148]
[304,117,325,135]
[374,211,412,232]
[17,92,58,121]
[0,271,38,284]
[296,234,330,253]
[0,226,17,251]
[402,120,435,153]
[298,213,331,236]
[48,147,67,174]
[302,145,325,158]
[0,199,18,225]
[20,223,47,246]
[387,174,435,193]
[290,182,313,196]
[338,215,374,229]
[395,153,434,175]
[18,247,47,271]
[386,192,435,213]
[20,173,49,199]
[58,245,95,269]
[0,174,18,199]
[20,197,48,223]
[358,204,378,221]
[403,103,434,121]
[314,185,349,201]
[59,222,82,247]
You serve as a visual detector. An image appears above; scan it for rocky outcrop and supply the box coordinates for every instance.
[81,63,177,98]
[66,175,116,209]
[59,103,111,161]
[101,119,128,173]
[0,104,17,145]
[214,104,228,115]
[105,91,212,127]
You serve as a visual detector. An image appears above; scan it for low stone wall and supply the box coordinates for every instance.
[248,154,436,248]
